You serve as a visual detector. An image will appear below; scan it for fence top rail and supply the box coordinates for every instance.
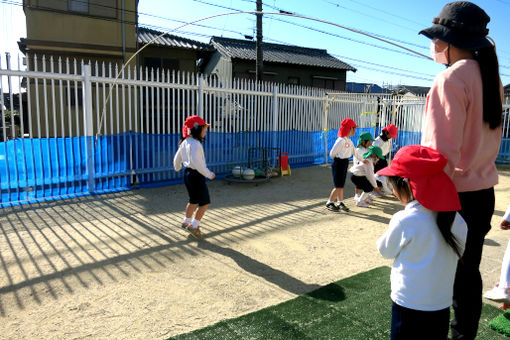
[0,69,83,81]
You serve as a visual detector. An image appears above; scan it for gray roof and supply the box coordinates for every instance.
[137,27,212,51]
[211,37,356,71]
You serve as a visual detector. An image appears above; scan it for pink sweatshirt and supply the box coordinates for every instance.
[421,59,502,193]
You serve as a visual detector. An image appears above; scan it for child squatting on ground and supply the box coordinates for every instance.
[326,118,357,212]
[353,132,374,201]
[173,115,215,239]
[376,145,467,340]
[349,145,383,208]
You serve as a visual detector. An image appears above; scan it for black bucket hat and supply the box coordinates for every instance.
[419,1,492,50]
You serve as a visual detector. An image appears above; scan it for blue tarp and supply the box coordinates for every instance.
[1,130,509,207]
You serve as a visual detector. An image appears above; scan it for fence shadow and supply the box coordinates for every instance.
[1,164,392,315]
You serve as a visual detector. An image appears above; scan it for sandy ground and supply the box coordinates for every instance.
[0,164,510,340]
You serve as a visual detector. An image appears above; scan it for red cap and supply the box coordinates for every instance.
[337,118,358,137]
[182,115,210,138]
[382,124,398,139]
[376,145,460,211]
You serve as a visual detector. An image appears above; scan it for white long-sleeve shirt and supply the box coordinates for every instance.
[173,137,214,179]
[377,201,467,311]
[329,137,354,159]
[353,146,368,167]
[349,157,377,188]
[373,136,391,156]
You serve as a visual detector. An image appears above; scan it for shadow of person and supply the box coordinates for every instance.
[197,241,322,296]
[484,238,500,246]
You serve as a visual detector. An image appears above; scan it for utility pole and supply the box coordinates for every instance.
[256,0,263,82]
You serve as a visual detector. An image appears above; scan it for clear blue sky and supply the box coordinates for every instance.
[2,0,510,88]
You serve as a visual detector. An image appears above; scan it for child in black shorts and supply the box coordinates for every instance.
[326,118,357,212]
[173,115,215,238]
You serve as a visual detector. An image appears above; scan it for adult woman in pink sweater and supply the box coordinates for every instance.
[419,2,503,339]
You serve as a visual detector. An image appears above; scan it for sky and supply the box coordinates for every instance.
[1,0,510,90]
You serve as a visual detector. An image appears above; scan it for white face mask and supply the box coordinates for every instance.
[430,41,449,65]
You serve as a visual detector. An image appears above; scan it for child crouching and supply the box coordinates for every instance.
[349,145,383,207]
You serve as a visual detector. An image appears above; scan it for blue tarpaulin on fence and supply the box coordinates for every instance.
[1,130,509,207]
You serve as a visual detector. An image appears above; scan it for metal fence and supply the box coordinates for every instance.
[1,53,508,207]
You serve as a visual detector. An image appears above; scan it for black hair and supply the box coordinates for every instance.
[361,140,371,148]
[178,125,205,146]
[379,131,389,142]
[474,46,503,129]
[388,176,462,258]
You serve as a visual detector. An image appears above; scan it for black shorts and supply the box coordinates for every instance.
[350,174,374,192]
[184,168,211,206]
[332,158,349,188]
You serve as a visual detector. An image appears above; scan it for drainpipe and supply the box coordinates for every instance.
[121,0,126,63]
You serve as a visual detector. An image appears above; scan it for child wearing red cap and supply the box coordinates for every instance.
[376,145,467,340]
[372,124,398,196]
[349,145,383,207]
[173,115,215,239]
[325,118,357,212]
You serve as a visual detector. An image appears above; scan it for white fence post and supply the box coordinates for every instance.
[272,85,278,149]
[82,64,95,193]
[197,75,203,116]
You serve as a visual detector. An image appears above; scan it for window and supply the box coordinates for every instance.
[288,77,300,85]
[144,57,180,72]
[312,76,343,90]
[68,0,88,13]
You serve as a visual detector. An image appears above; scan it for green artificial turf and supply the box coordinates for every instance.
[170,266,507,339]
[490,309,510,337]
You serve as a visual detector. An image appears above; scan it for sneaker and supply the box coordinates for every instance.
[484,286,510,303]
[181,222,189,230]
[326,202,340,212]
[356,200,370,208]
[365,195,374,203]
[338,202,350,212]
[186,226,203,239]
[501,220,510,230]
[371,191,383,198]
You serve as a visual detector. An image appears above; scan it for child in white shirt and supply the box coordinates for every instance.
[373,124,398,196]
[173,115,215,239]
[349,145,383,207]
[326,118,357,212]
[353,132,374,202]
[376,145,467,340]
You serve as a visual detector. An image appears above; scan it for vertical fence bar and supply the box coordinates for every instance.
[82,64,95,193]
[272,85,278,151]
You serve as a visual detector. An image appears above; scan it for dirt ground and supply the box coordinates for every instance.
[0,164,510,340]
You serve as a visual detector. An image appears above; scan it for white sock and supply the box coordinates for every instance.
[326,200,333,205]
[338,200,343,204]
[191,219,200,229]
[355,193,360,200]
[183,217,192,224]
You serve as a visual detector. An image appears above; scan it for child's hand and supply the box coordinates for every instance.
[210,173,216,180]
[374,186,382,192]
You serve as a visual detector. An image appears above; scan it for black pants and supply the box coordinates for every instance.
[391,302,450,340]
[451,187,495,340]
